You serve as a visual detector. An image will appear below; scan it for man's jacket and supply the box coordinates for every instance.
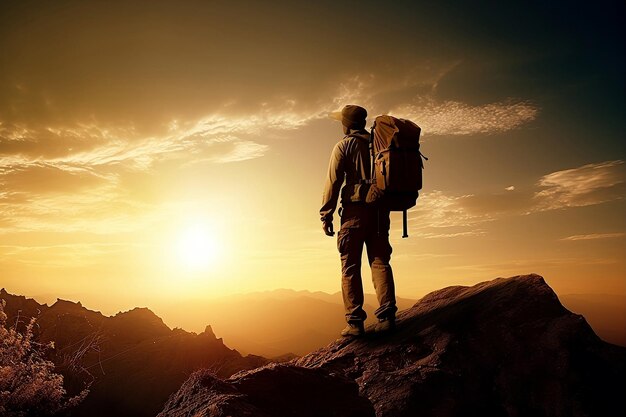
[320,129,371,222]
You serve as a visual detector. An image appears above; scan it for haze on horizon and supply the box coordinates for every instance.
[1,1,624,319]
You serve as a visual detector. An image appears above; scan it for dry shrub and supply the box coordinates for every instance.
[0,300,88,417]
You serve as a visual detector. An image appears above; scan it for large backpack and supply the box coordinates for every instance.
[366,115,426,238]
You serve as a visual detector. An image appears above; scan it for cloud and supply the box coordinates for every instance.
[0,117,286,235]
[0,163,113,194]
[389,98,538,136]
[443,256,619,274]
[408,191,492,229]
[459,191,536,216]
[0,122,131,159]
[0,102,327,174]
[0,99,335,235]
[401,160,625,240]
[452,160,625,219]
[331,75,377,110]
[534,160,625,210]
[561,233,625,241]
[212,141,269,163]
[397,191,492,240]
[0,109,301,212]
[323,71,539,137]
[419,230,487,239]
[0,183,151,234]
[0,243,132,267]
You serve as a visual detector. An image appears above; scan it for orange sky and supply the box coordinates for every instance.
[0,1,624,316]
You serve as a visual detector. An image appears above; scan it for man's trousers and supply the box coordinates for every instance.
[337,204,397,323]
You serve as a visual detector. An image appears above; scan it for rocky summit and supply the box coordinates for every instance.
[159,274,626,417]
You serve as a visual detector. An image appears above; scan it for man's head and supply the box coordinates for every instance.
[341,104,367,130]
[331,105,367,133]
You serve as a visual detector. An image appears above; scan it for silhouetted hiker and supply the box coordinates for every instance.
[321,105,397,337]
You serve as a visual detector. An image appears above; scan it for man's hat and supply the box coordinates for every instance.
[329,105,367,128]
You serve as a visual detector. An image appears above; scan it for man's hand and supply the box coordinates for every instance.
[323,220,334,237]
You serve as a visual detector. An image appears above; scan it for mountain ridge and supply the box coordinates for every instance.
[0,288,268,417]
[158,274,626,417]
[4,285,624,354]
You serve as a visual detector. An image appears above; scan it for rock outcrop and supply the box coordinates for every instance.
[159,274,626,417]
[158,364,375,417]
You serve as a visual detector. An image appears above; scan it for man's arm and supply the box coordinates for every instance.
[320,142,345,235]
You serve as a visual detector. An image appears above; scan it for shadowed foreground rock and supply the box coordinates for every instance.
[159,274,626,417]
[158,363,374,417]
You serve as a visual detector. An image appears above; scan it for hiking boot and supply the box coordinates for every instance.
[341,322,365,337]
[374,318,396,333]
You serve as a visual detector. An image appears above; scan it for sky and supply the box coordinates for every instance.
[0,0,624,315]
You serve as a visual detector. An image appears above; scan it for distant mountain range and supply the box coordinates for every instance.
[0,288,267,417]
[158,290,418,356]
[155,288,625,356]
[4,286,624,359]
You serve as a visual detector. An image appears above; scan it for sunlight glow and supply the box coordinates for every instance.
[176,224,220,271]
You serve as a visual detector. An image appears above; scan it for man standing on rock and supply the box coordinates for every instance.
[320,105,397,337]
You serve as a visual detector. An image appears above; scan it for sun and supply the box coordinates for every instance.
[176,224,219,270]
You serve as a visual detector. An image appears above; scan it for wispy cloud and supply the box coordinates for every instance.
[0,183,152,234]
[401,160,625,240]
[0,95,342,236]
[394,191,492,240]
[390,98,538,136]
[420,230,487,239]
[561,233,625,241]
[393,252,458,260]
[0,116,271,174]
[443,256,619,274]
[534,160,625,210]
[0,100,329,169]
[326,73,539,137]
[331,74,377,110]
[205,140,269,164]
[408,190,493,228]
[0,243,134,267]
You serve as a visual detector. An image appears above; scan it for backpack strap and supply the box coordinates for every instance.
[402,209,408,238]
[370,126,382,237]
[369,126,375,180]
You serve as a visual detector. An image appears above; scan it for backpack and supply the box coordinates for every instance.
[366,115,426,238]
